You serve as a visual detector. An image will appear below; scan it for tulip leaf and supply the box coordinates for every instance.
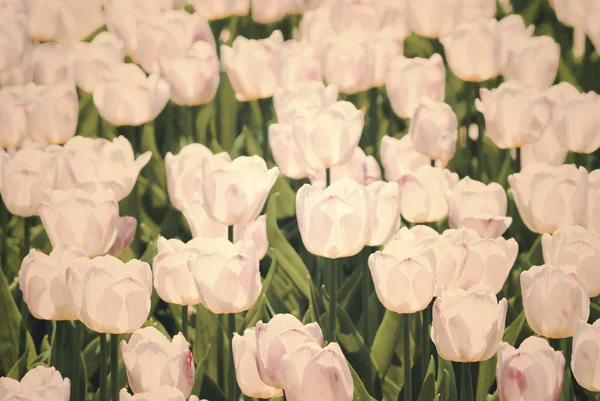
[269,177,296,219]
[140,121,167,191]
[6,348,28,379]
[417,357,437,401]
[475,356,497,401]
[244,254,279,328]
[590,303,600,322]
[242,126,263,158]
[371,310,402,377]
[92,356,127,401]
[437,358,458,401]
[191,344,212,396]
[503,310,525,345]
[559,365,575,401]
[83,336,101,379]
[348,360,377,401]
[437,369,451,401]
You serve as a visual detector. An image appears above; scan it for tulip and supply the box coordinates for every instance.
[268,123,314,179]
[183,195,229,239]
[251,0,290,23]
[385,54,446,119]
[503,35,560,89]
[234,215,268,260]
[365,182,400,246]
[66,255,152,333]
[548,0,586,28]
[496,336,565,401]
[191,0,250,20]
[293,101,364,170]
[73,32,125,93]
[158,41,220,106]
[201,155,279,225]
[588,170,600,234]
[308,147,381,188]
[281,342,354,401]
[107,215,137,257]
[369,239,436,313]
[26,82,78,145]
[273,81,338,124]
[93,63,170,126]
[553,91,600,154]
[380,135,430,181]
[329,0,383,33]
[429,228,474,293]
[62,136,151,201]
[221,31,284,101]
[31,42,73,86]
[255,313,324,389]
[496,15,534,70]
[446,177,512,237]
[587,8,600,54]
[508,163,588,234]
[296,180,376,258]
[299,5,336,55]
[440,18,500,82]
[431,285,507,362]
[369,32,404,87]
[232,328,283,398]
[0,366,70,400]
[322,35,375,94]
[409,100,458,163]
[0,49,33,88]
[288,0,327,13]
[520,264,589,338]
[459,0,497,20]
[121,327,195,396]
[572,319,600,391]
[0,14,29,72]
[520,127,568,169]
[406,0,461,38]
[119,386,202,401]
[187,238,261,314]
[396,165,459,223]
[278,40,322,87]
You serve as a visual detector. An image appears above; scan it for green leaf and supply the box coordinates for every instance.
[140,121,167,191]
[417,357,437,401]
[476,356,497,401]
[371,310,401,377]
[190,344,213,396]
[244,255,279,328]
[437,358,458,401]
[243,126,263,157]
[6,348,28,379]
[92,357,127,401]
[503,310,526,345]
[348,360,377,401]
[559,365,574,401]
[269,177,297,219]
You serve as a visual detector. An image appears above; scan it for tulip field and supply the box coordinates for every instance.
[3,0,600,400]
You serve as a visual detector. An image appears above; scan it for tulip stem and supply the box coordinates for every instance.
[402,313,411,401]
[326,168,331,187]
[362,256,371,347]
[514,147,521,173]
[71,321,83,400]
[181,305,188,339]
[421,305,431,381]
[111,334,119,401]
[328,258,338,343]
[100,334,108,401]
[19,217,31,379]
[227,313,237,401]
[460,362,474,401]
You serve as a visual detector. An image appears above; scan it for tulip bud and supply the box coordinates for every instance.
[201,155,279,225]
[521,264,589,338]
[410,100,458,163]
[0,48,33,88]
[406,0,461,38]
[221,31,284,101]
[119,386,202,401]
[0,366,70,400]
[396,165,459,223]
[380,135,430,182]
[255,313,324,389]
[159,41,220,106]
[588,170,600,234]
[282,342,354,401]
[369,32,403,87]
[322,35,375,94]
[234,215,268,260]
[232,328,283,398]
[251,0,290,23]
[187,238,261,314]
[0,14,29,71]
[299,6,336,55]
[496,15,534,70]
[296,180,376,258]
[308,147,381,188]
[572,319,600,391]
[121,327,195,396]
[62,136,151,201]
[508,163,588,234]
[73,32,125,93]
[273,81,338,124]
[385,54,446,119]
[31,42,74,86]
[192,0,250,20]
[269,123,314,179]
[432,285,507,362]
[459,0,497,21]
[365,182,400,246]
[183,195,228,238]
[553,91,600,154]
[503,35,560,90]
[496,337,565,401]
[520,127,568,169]
[26,82,78,145]
[278,40,322,87]
[446,177,512,237]
[330,0,383,33]
[293,101,364,170]
[66,255,152,333]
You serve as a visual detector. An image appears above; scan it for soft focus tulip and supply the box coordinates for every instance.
[365,182,400,246]
[369,239,436,313]
[406,0,461,38]
[378,0,410,40]
[73,32,125,93]
[0,49,33,88]
[496,336,565,401]
[369,32,404,87]
[446,177,512,237]
[288,0,327,13]
[201,155,279,225]
[553,91,600,154]
[221,31,284,101]
[232,328,283,398]
[121,327,195,396]
[520,264,589,338]
[268,124,314,179]
[62,136,151,200]
[330,0,382,33]
[234,215,268,260]
[119,387,201,401]
[192,0,250,20]
[410,100,458,163]
[278,40,322,87]
[308,147,381,188]
[385,54,446,119]
[441,18,500,82]
[459,0,497,20]
[322,35,374,94]
[299,5,336,55]
[187,238,261,314]
[587,8,600,53]
[296,180,375,258]
[572,319,600,391]
[475,81,552,148]
[26,82,78,145]
[66,255,152,333]
[293,101,364,170]
[542,225,600,296]
[432,285,508,362]
[496,15,534,70]
[19,244,87,321]
[255,313,324,389]
[31,42,73,86]
[0,366,70,401]
[273,81,338,124]
[520,126,568,168]
[508,163,588,234]
[182,195,228,239]
[282,342,354,401]
[427,228,473,293]
[396,165,459,223]
[380,135,430,181]
[26,0,104,42]
[0,14,29,72]
[107,216,137,257]
[588,170,600,234]
[251,0,290,23]
[503,35,560,89]
[159,41,220,106]
[93,63,170,126]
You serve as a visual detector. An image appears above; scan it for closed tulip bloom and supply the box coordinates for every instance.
[476,82,552,148]
[26,82,78,145]
[588,170,600,234]
[0,14,29,71]
[446,177,512,238]
[296,180,376,258]
[369,32,404,87]
[251,0,290,23]
[385,54,446,119]
[459,0,497,20]
[330,0,383,33]
[255,313,324,389]
[520,127,568,169]
[299,6,336,55]
[202,155,279,225]
[572,320,600,391]
[0,48,34,88]
[278,40,322,87]
[66,255,152,333]
[429,228,475,293]
[232,328,283,398]
[503,35,560,90]
[380,135,430,181]
[107,216,137,257]
[308,147,381,188]
[73,32,125,93]
[273,81,338,124]
[0,366,70,401]
[406,0,461,38]
[234,215,268,260]
[31,43,73,86]
[369,239,436,313]
[183,195,228,239]
[18,244,87,321]
[553,91,600,154]
[496,337,565,401]
[322,35,374,94]
[542,226,600,296]
[119,386,201,401]
[192,0,250,20]
[410,100,458,163]
[587,8,600,53]
[288,0,328,13]
[521,264,589,338]
[269,124,314,179]
[293,101,364,170]
[508,163,588,234]
[221,31,283,101]
[397,165,459,223]
[187,238,261,314]
[496,15,534,70]
[121,327,195,396]
[282,342,353,401]
[365,182,400,246]
[432,285,508,362]
[93,63,170,126]
[62,136,151,201]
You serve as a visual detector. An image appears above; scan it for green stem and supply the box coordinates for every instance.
[217,315,224,388]
[258,97,271,162]
[181,305,188,339]
[402,313,411,401]
[100,334,108,401]
[111,334,119,401]
[514,147,521,173]
[431,159,436,167]
[227,313,237,401]
[19,217,31,379]
[191,104,202,143]
[328,258,338,343]
[362,257,371,347]
[0,201,8,272]
[71,321,83,400]
[326,168,331,187]
[460,362,474,401]
[421,306,431,381]
[473,82,484,180]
